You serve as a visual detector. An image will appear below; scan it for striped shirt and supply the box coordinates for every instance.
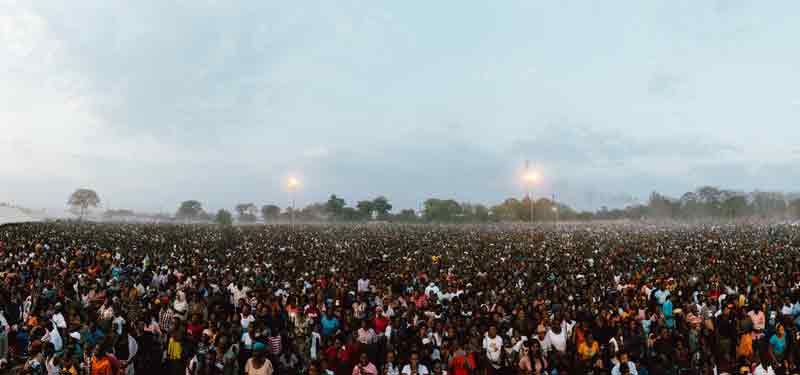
[267,335,282,355]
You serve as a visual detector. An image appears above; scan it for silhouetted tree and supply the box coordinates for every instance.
[68,188,100,220]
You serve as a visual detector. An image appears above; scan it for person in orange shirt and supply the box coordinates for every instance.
[736,329,755,363]
[91,346,120,375]
[577,333,599,363]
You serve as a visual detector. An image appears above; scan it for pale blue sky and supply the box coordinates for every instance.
[2,1,799,213]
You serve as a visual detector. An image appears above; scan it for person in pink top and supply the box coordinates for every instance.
[352,353,378,375]
[748,305,766,338]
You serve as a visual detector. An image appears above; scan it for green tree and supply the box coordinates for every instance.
[372,196,392,220]
[356,200,374,220]
[395,209,418,222]
[423,199,462,222]
[68,188,101,220]
[261,204,281,222]
[235,203,258,222]
[722,195,749,219]
[340,207,361,221]
[215,209,233,225]
[176,200,204,221]
[490,198,522,221]
[325,195,346,219]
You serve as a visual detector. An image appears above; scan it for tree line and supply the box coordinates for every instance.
[67,185,800,224]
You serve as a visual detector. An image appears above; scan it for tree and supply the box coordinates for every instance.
[395,209,418,222]
[340,207,361,221]
[261,205,281,222]
[372,196,392,220]
[235,203,258,222]
[300,202,327,221]
[423,199,462,222]
[215,209,233,226]
[356,200,375,220]
[490,198,522,221]
[648,192,677,219]
[68,188,100,220]
[722,195,749,219]
[473,204,490,222]
[176,200,204,222]
[788,199,800,219]
[325,195,346,219]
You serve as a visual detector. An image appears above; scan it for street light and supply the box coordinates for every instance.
[552,205,559,225]
[287,177,300,228]
[522,170,539,225]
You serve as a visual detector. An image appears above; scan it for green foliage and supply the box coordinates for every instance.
[235,203,258,222]
[372,196,392,220]
[356,200,374,220]
[395,209,418,222]
[215,209,233,226]
[325,195,346,219]
[177,200,204,221]
[423,199,462,222]
[261,205,281,222]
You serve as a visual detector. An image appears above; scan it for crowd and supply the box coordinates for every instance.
[1,221,800,375]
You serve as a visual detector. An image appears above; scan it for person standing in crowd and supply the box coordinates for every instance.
[352,353,377,375]
[244,343,273,375]
[2,221,800,375]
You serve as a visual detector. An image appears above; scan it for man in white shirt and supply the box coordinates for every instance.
[357,277,370,293]
[753,361,776,375]
[51,307,67,330]
[482,325,503,370]
[531,325,551,354]
[545,324,567,354]
[0,311,9,366]
[654,287,670,306]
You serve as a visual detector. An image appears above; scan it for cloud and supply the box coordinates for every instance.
[2,1,800,213]
[511,124,739,167]
[648,73,685,97]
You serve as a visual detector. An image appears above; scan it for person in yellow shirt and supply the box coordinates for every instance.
[166,329,185,375]
[577,333,599,362]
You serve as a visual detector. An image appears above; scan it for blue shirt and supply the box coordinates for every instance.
[662,300,674,328]
[770,334,785,354]
[320,315,339,337]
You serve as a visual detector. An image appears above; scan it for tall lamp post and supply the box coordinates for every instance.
[522,169,539,225]
[287,177,299,228]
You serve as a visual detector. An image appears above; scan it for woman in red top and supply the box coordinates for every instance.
[373,308,390,334]
[449,341,476,375]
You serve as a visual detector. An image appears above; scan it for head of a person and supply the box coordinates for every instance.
[308,361,320,375]
[359,353,369,366]
[488,324,497,338]
[536,325,546,340]
[409,352,419,366]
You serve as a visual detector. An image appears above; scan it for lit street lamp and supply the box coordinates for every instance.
[287,177,300,228]
[522,169,539,225]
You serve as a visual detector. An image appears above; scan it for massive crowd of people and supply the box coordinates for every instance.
[1,221,800,375]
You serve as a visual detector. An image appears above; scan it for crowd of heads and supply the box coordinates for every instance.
[1,221,800,375]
